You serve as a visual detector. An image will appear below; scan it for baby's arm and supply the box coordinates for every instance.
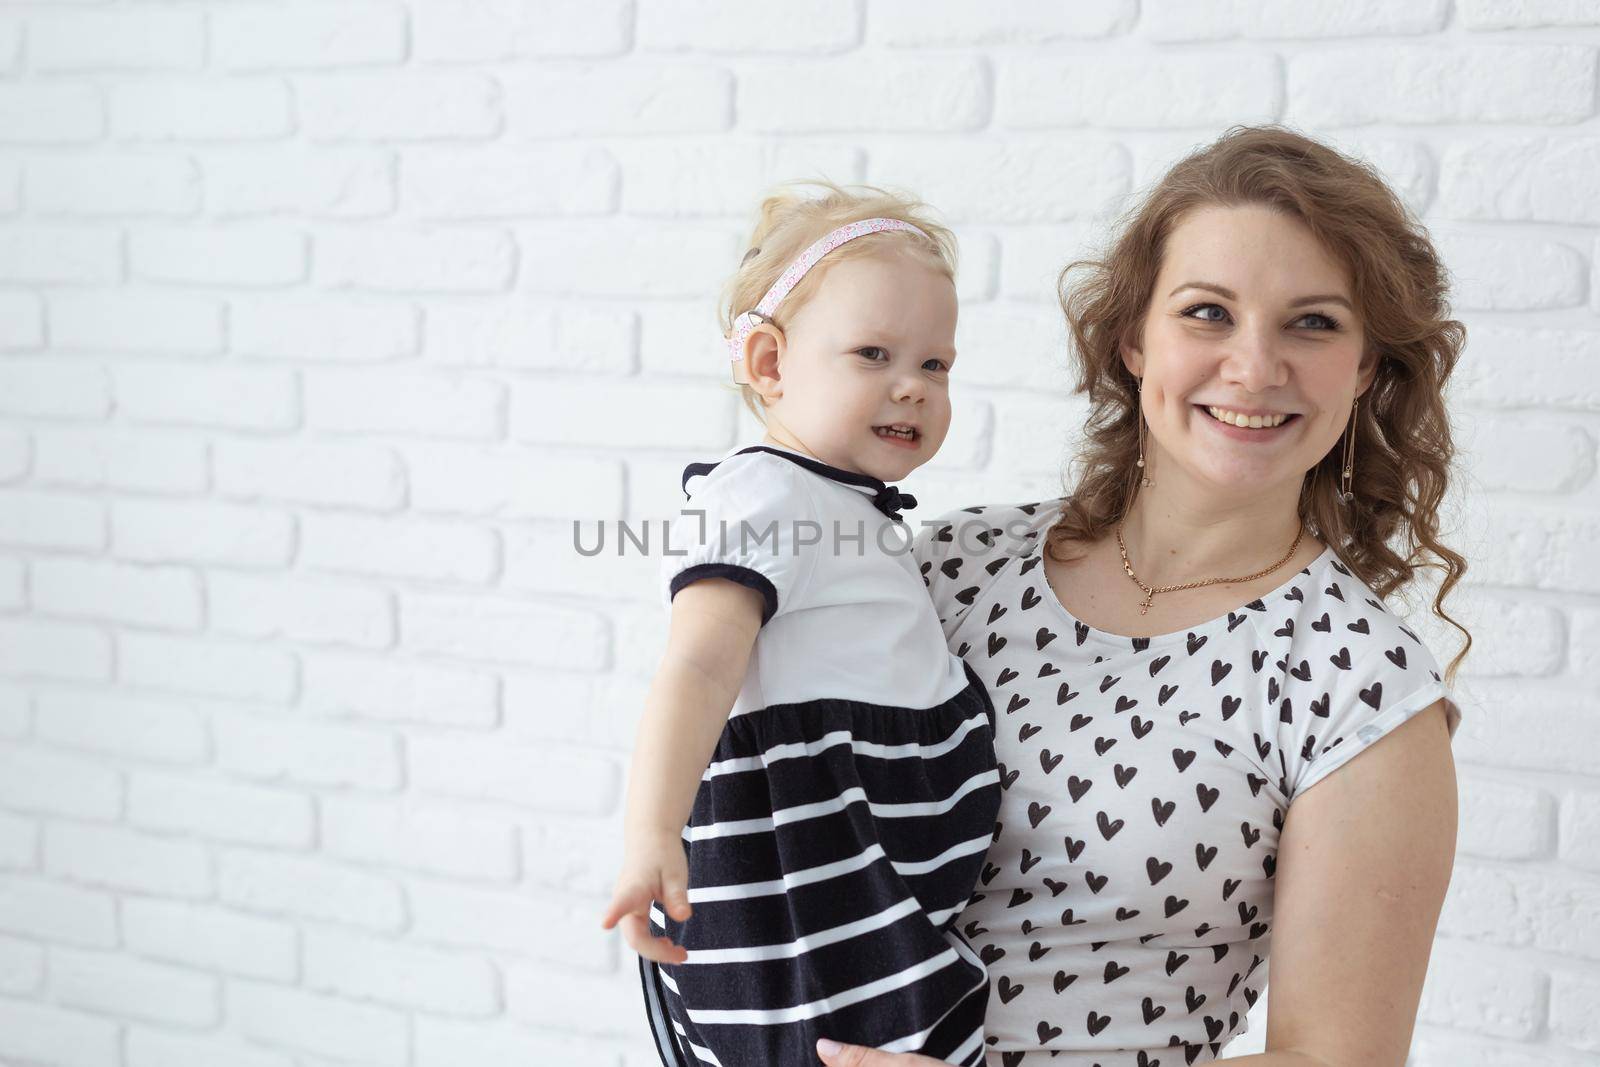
[599,575,764,964]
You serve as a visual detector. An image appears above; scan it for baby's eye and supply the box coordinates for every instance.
[855,346,890,362]
[1181,303,1229,324]
[922,358,950,372]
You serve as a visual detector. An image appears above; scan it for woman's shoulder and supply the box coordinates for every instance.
[911,496,1067,632]
[1289,550,1443,669]
[1272,547,1461,801]
[912,497,1063,573]
[914,496,1065,555]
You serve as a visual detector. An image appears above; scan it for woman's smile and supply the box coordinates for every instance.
[1192,403,1303,443]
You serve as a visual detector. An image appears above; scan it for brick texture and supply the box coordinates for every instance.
[0,4,1594,1065]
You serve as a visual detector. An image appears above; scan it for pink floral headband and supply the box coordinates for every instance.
[727,217,931,371]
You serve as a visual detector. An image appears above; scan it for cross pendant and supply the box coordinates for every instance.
[1139,593,1153,615]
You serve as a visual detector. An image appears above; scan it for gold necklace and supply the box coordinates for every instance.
[1115,520,1306,616]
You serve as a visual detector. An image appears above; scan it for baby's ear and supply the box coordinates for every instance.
[743,325,785,400]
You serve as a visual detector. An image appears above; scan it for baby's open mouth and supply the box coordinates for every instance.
[873,424,920,441]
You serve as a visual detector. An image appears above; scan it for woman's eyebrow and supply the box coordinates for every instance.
[1169,281,1238,300]
[1168,281,1353,312]
[1288,293,1354,312]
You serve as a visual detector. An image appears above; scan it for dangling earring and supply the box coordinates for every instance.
[1339,396,1358,504]
[1135,377,1153,489]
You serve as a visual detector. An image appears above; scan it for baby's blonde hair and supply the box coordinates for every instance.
[721,179,958,421]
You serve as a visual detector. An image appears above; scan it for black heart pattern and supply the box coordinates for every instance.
[906,499,1446,1058]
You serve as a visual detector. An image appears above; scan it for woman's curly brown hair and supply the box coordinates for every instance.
[1047,124,1471,684]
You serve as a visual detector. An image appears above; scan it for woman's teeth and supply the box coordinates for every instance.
[1205,406,1291,429]
[875,426,917,440]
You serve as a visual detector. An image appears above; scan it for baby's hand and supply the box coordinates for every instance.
[599,832,694,965]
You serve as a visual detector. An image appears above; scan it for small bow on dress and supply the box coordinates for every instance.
[872,484,918,523]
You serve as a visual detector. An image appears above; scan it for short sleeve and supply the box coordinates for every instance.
[659,457,819,627]
[1283,615,1460,804]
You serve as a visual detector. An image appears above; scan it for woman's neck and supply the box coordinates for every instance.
[1117,478,1308,588]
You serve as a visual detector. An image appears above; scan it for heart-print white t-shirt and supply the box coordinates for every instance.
[912,498,1461,1067]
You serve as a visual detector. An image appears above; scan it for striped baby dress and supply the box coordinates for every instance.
[640,444,1002,1067]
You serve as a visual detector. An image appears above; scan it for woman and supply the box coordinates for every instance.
[817,125,1470,1066]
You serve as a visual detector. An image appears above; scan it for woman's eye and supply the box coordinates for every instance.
[856,346,889,362]
[1182,304,1343,331]
[1182,303,1229,324]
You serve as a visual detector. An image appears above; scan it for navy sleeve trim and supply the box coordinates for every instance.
[668,563,778,626]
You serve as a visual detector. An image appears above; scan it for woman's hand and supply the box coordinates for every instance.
[815,1039,953,1066]
[598,831,693,965]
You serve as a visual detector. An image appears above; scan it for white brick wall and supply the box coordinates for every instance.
[0,3,1593,1066]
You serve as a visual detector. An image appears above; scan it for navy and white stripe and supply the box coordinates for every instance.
[647,659,1000,1067]
[645,445,1003,1067]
